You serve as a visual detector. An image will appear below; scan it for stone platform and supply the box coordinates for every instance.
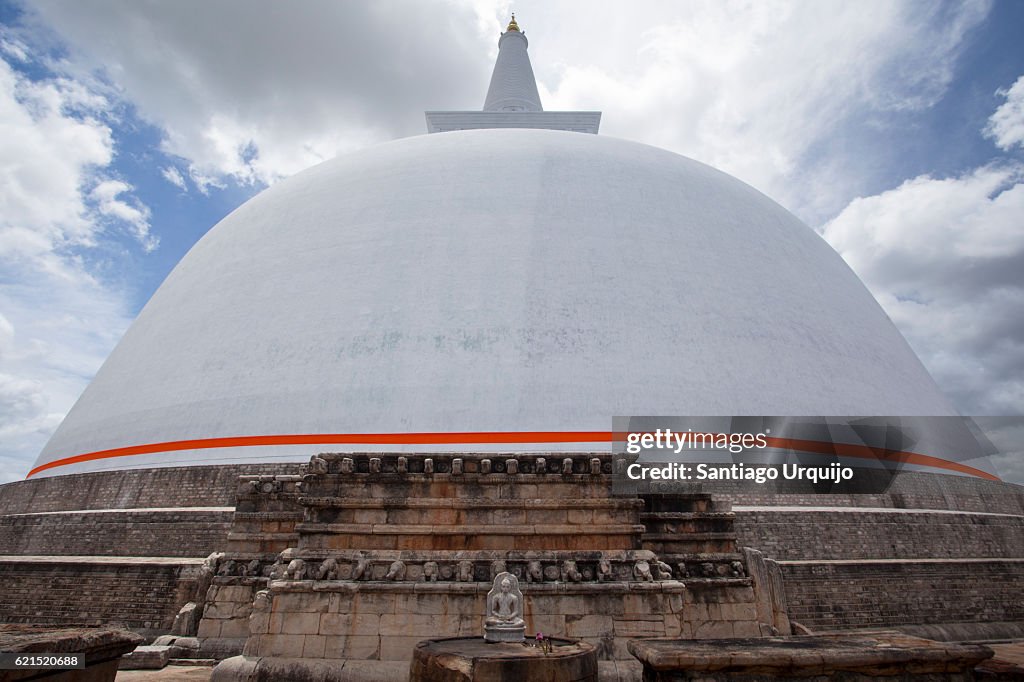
[410,636,597,682]
[627,632,994,681]
[200,452,767,671]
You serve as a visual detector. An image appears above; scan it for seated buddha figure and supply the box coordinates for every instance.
[483,572,526,642]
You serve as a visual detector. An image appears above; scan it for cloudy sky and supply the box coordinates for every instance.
[1,0,1023,484]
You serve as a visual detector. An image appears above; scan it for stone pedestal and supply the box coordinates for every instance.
[410,636,597,682]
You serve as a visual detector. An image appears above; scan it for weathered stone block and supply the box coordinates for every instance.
[248,611,270,635]
[394,593,448,616]
[282,611,322,635]
[613,616,666,638]
[694,620,734,638]
[318,613,352,635]
[302,634,327,658]
[197,618,222,639]
[381,634,427,661]
[663,615,683,638]
[347,613,381,635]
[343,634,381,659]
[327,591,353,613]
[526,615,566,636]
[353,592,397,614]
[265,633,306,658]
[528,595,592,617]
[118,645,174,670]
[217,585,256,602]
[565,614,614,638]
[380,613,460,636]
[219,617,252,639]
[567,509,594,524]
[732,620,761,637]
[624,593,664,616]
[727,602,758,622]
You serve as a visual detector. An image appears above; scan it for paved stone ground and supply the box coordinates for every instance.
[116,665,213,680]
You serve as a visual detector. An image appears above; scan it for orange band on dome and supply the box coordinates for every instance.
[27,431,611,477]
[27,431,999,481]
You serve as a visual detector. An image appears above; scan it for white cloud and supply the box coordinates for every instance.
[0,37,29,63]
[0,56,142,482]
[519,0,991,223]
[986,75,1024,151]
[161,165,187,192]
[89,179,157,252]
[24,0,499,188]
[18,0,990,222]
[823,164,1024,415]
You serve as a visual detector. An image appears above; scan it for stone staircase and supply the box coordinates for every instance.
[640,492,746,579]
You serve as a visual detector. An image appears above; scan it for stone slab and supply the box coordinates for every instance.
[118,645,176,670]
[628,633,993,680]
[0,626,143,682]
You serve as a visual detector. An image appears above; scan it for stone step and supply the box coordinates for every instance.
[642,532,738,542]
[641,518,736,535]
[305,506,640,527]
[294,522,646,552]
[655,552,745,562]
[641,494,728,514]
[640,511,735,520]
[301,497,643,510]
[168,658,217,666]
[297,522,646,536]
[296,481,619,502]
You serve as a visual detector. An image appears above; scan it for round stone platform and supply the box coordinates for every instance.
[410,636,597,681]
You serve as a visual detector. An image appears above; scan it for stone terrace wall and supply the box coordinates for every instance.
[0,510,233,557]
[707,471,1024,515]
[0,558,207,634]
[735,509,1024,561]
[243,579,752,663]
[782,559,1024,631]
[5,466,1020,515]
[0,464,295,514]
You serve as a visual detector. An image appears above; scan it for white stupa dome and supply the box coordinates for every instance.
[31,127,955,477]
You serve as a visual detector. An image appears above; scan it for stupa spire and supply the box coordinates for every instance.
[483,15,543,112]
[424,15,600,134]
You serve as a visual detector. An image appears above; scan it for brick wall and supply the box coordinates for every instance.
[781,559,1024,630]
[0,510,233,558]
[0,464,295,514]
[735,509,1024,561]
[0,559,207,633]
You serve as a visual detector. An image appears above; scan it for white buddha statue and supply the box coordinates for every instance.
[483,571,526,642]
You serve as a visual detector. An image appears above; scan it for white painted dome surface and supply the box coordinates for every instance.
[33,129,954,476]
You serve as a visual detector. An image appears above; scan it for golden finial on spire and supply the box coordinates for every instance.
[506,13,520,32]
